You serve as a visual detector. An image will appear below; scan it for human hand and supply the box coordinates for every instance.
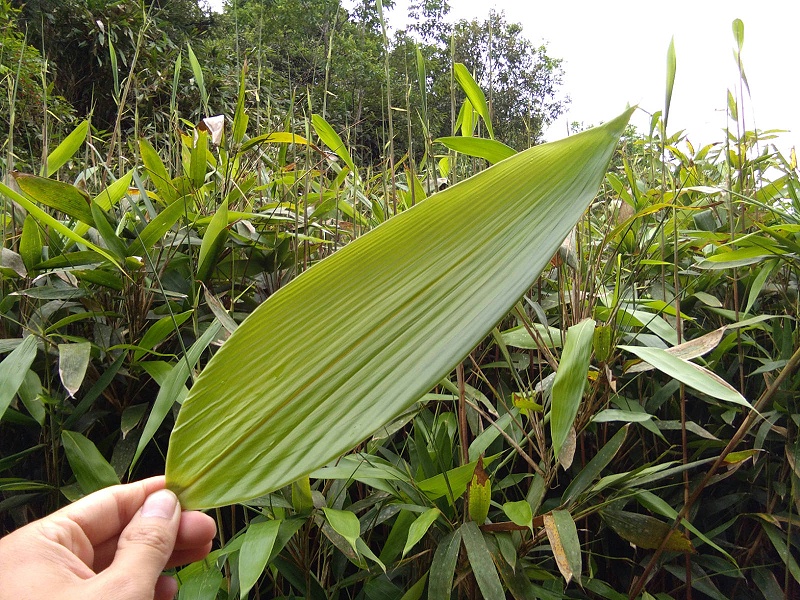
[0,476,216,600]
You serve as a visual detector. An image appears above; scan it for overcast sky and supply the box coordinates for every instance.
[207,0,799,154]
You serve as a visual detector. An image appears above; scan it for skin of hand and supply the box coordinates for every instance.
[0,476,216,600]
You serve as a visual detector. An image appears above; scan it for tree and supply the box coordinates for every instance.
[451,10,566,148]
[0,0,75,171]
[11,0,211,131]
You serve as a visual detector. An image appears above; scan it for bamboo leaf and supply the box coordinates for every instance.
[139,139,177,204]
[132,321,223,469]
[187,43,208,111]
[561,425,629,506]
[239,519,281,597]
[165,110,633,509]
[0,181,120,269]
[461,521,504,600]
[19,214,43,271]
[399,572,428,600]
[436,136,516,164]
[240,132,311,153]
[625,327,726,373]
[196,198,229,281]
[191,130,208,189]
[664,37,677,128]
[322,507,360,553]
[403,508,440,557]
[134,311,194,362]
[602,509,695,553]
[58,342,92,398]
[0,336,38,421]
[454,63,494,139]
[13,172,94,226]
[551,319,596,460]
[311,114,355,173]
[620,344,752,408]
[61,430,120,495]
[127,197,190,258]
[502,500,533,532]
[90,203,127,261]
[44,120,89,177]
[543,510,582,585]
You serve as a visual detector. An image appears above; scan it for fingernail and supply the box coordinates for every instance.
[141,489,179,519]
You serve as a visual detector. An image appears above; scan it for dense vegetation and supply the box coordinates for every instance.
[1,1,799,598]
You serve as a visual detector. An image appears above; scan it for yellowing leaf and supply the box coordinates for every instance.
[544,510,582,585]
[468,457,491,524]
[602,509,695,553]
[626,327,726,373]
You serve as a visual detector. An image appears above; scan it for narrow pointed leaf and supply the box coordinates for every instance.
[240,132,310,153]
[312,114,355,173]
[44,120,88,177]
[503,500,533,532]
[602,509,695,553]
[187,43,208,111]
[0,181,120,268]
[61,430,120,495]
[561,425,628,506]
[14,172,94,226]
[127,197,190,258]
[428,529,461,600]
[551,319,596,460]
[454,63,494,139]
[664,37,676,128]
[165,110,633,509]
[543,510,582,585]
[625,327,726,373]
[196,198,229,281]
[403,508,440,557]
[133,321,222,469]
[90,203,127,261]
[461,521,505,599]
[0,336,38,420]
[139,139,177,204]
[20,215,44,272]
[239,519,281,596]
[436,136,516,164]
[620,344,751,408]
[322,507,360,553]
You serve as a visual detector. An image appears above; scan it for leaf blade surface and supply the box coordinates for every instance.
[166,110,633,508]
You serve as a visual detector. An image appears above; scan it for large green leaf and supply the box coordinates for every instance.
[165,109,633,509]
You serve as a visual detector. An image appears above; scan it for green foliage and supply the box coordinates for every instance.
[1,7,799,600]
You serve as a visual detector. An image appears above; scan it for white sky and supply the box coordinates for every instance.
[207,0,799,154]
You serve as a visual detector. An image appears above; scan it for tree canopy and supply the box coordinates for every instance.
[5,0,566,160]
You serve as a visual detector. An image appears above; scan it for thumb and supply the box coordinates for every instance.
[94,489,181,599]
